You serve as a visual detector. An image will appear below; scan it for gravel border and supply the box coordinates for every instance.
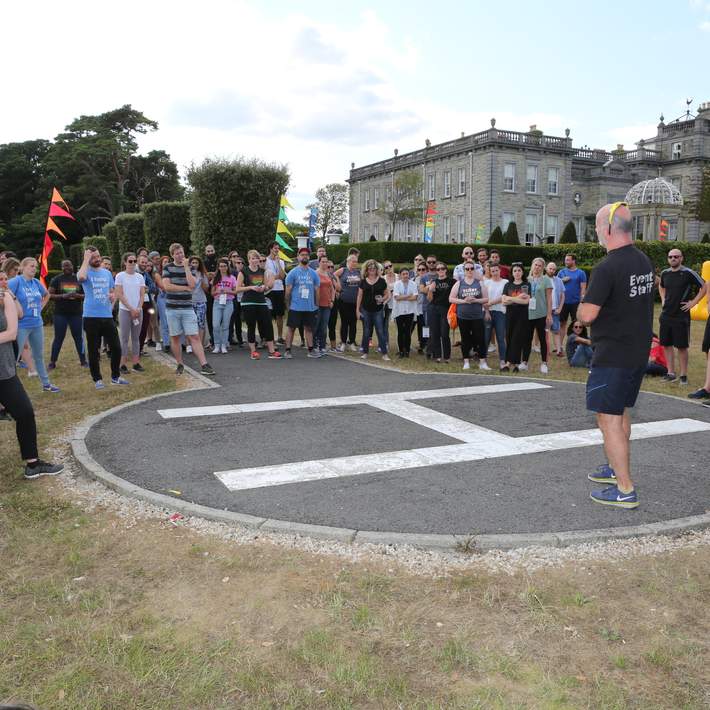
[69,353,710,554]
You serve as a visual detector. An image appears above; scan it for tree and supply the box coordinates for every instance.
[560,220,578,244]
[305,183,348,239]
[702,233,710,244]
[143,201,191,255]
[187,157,289,256]
[47,105,162,221]
[383,170,424,239]
[126,150,184,210]
[503,221,520,245]
[489,226,503,243]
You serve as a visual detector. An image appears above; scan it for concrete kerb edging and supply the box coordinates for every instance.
[69,362,710,552]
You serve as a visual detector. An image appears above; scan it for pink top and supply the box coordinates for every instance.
[213,274,237,301]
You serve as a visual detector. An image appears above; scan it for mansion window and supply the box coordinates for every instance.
[443,170,451,198]
[427,174,435,200]
[502,211,515,233]
[457,215,465,242]
[547,167,559,195]
[458,167,466,195]
[363,189,370,211]
[671,142,682,160]
[503,163,515,192]
[526,165,538,194]
[443,216,451,242]
[546,215,558,243]
[373,187,380,209]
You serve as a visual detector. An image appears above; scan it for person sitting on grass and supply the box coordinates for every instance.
[566,321,593,368]
[645,333,668,377]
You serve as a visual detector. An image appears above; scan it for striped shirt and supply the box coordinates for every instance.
[162,262,193,309]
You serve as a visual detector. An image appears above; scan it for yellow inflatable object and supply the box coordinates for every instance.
[690,260,710,321]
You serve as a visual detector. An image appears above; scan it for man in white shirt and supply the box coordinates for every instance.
[265,241,287,343]
[453,245,483,281]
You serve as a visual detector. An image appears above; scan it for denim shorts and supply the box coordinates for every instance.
[166,308,198,337]
[586,365,645,415]
[550,312,560,333]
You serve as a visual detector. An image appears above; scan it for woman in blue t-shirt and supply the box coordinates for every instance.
[8,258,59,392]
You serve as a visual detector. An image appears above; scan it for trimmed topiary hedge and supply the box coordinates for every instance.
[143,201,191,256]
[102,222,121,267]
[114,213,145,257]
[69,243,84,267]
[47,240,66,269]
[82,235,109,257]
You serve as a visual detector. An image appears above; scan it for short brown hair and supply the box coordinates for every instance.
[168,243,183,256]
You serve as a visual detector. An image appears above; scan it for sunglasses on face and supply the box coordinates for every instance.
[464,266,475,271]
[668,255,680,259]
[436,267,447,272]
[127,259,136,264]
[573,326,583,329]
[417,267,426,271]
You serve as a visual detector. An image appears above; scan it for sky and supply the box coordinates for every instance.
[3,0,710,219]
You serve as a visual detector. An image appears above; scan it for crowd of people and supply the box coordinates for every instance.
[0,231,708,483]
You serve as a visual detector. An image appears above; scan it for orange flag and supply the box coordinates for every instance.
[38,188,75,286]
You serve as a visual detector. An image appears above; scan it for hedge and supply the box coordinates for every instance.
[114,213,145,258]
[322,240,710,270]
[143,201,191,256]
[69,243,84,267]
[102,222,121,267]
[47,240,66,269]
[82,236,109,259]
[187,157,290,256]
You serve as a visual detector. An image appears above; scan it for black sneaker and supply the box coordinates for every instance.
[200,363,216,376]
[132,363,145,373]
[47,362,56,371]
[679,375,688,385]
[24,459,64,480]
[688,388,710,400]
[0,409,13,422]
[146,340,156,347]
[120,365,129,374]
[661,373,677,382]
[175,363,185,375]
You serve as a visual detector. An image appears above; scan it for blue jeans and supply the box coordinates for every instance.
[314,306,331,350]
[361,309,387,354]
[212,301,234,348]
[570,344,593,368]
[157,291,170,346]
[50,313,85,364]
[16,325,50,387]
[484,310,507,362]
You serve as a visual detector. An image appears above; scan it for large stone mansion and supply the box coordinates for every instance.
[347,102,710,244]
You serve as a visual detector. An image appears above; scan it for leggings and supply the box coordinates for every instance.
[50,313,85,364]
[523,316,548,363]
[328,301,338,343]
[459,318,486,360]
[16,326,50,387]
[242,304,273,343]
[429,304,451,360]
[416,313,427,350]
[339,301,357,344]
[0,374,38,460]
[505,309,528,366]
[395,313,414,354]
[118,310,142,359]
[83,317,122,382]
[139,299,152,350]
[229,301,243,343]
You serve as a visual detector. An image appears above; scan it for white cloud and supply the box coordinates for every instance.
[700,20,710,30]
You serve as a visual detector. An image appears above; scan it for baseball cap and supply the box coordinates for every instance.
[297,247,310,255]
[148,251,160,258]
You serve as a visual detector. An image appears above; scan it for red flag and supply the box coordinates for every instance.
[37,188,75,286]
[45,216,67,240]
[39,233,53,287]
[48,202,73,221]
[659,219,669,241]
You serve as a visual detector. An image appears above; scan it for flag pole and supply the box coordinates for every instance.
[37,185,57,285]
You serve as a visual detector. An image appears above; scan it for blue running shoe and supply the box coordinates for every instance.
[588,463,616,484]
[110,377,130,386]
[95,380,105,390]
[590,485,639,509]
[42,384,60,393]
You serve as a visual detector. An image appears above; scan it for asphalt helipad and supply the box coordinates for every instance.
[73,348,710,549]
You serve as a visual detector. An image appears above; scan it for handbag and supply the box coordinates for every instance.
[447,302,458,330]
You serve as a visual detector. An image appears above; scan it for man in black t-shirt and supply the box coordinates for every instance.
[658,248,704,385]
[578,202,654,510]
[48,260,87,369]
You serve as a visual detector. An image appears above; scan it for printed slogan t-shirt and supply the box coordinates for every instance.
[583,244,654,368]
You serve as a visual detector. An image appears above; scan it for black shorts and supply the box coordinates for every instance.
[659,316,690,349]
[586,366,645,415]
[287,310,316,330]
[268,290,285,317]
[559,302,578,326]
[702,318,710,354]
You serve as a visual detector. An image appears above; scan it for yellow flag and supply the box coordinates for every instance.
[276,220,293,237]
[280,195,293,209]
[278,249,292,262]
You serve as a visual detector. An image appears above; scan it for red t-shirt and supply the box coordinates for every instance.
[317,272,333,307]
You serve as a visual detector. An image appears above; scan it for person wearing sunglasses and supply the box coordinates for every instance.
[414,263,429,352]
[501,263,530,372]
[658,248,704,385]
[228,255,245,348]
[382,261,396,345]
[356,259,390,360]
[392,266,418,357]
[565,321,593,368]
[426,262,454,363]
[115,252,146,374]
[418,255,439,357]
[577,201,654,510]
[450,262,489,370]
[522,257,553,374]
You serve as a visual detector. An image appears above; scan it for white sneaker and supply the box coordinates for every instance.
[186,345,193,354]
[360,353,368,359]
[155,342,162,352]
[349,343,358,352]
[540,363,549,374]
[463,360,470,370]
[382,354,391,361]
[479,360,491,371]
[488,344,497,353]
[221,345,228,354]
[212,346,220,354]
[336,344,345,352]
[518,362,528,371]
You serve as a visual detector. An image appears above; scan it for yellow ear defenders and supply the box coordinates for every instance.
[608,201,628,234]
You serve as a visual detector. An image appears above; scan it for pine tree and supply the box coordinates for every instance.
[560,221,577,244]
[701,233,710,243]
[490,226,503,243]
[504,221,520,245]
